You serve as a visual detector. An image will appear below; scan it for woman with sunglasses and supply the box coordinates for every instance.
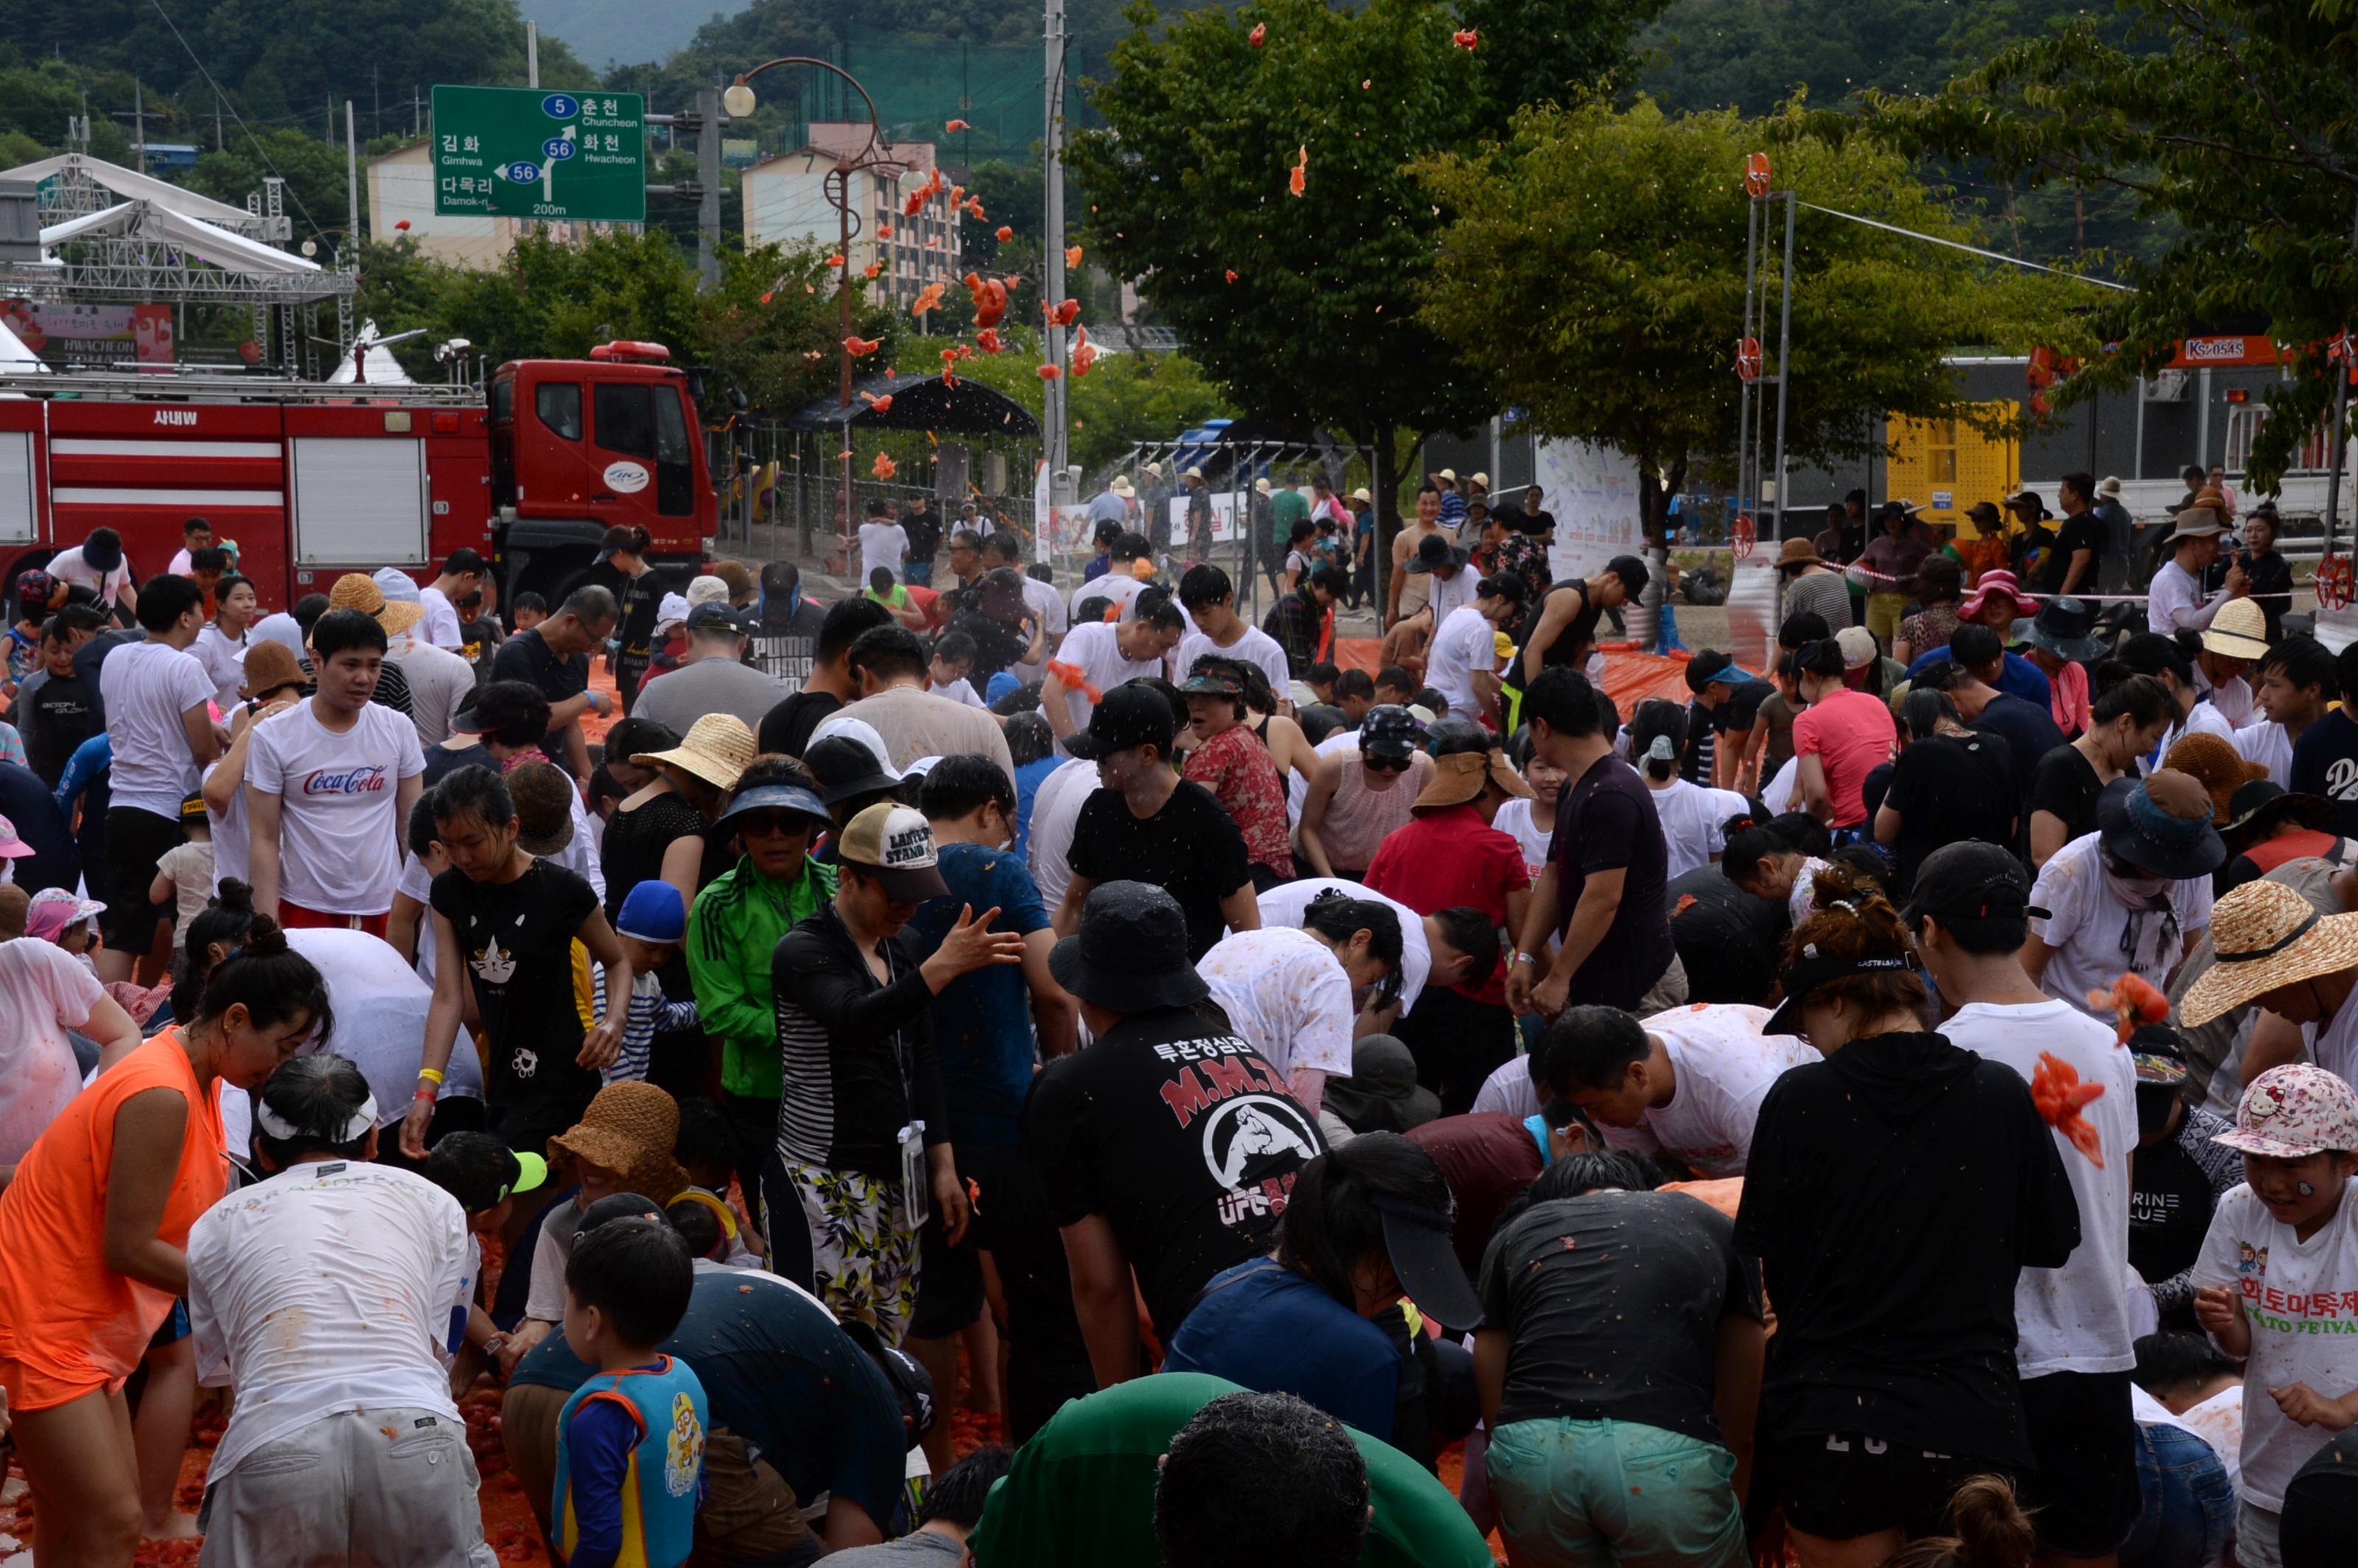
[1299,704,1434,881]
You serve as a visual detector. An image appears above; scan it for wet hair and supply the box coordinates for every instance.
[509,591,547,620]
[931,629,978,670]
[175,878,260,1023]
[2089,672,2172,731]
[292,592,332,631]
[1627,699,1686,782]
[211,573,253,609]
[1778,612,1830,649]
[1296,704,1347,743]
[1178,563,1234,612]
[430,766,517,831]
[1308,565,1351,599]
[1374,665,1414,696]
[991,677,1045,717]
[43,603,107,643]
[2260,634,2334,699]
[1721,822,1799,889]
[1304,661,1340,690]
[565,1217,694,1347]
[1898,687,1960,741]
[311,606,389,661]
[2117,631,2194,688]
[1525,1150,1657,1205]
[2133,1331,2242,1401]
[423,1131,524,1214]
[189,547,228,576]
[1950,623,2004,672]
[1136,594,1186,634]
[1300,889,1404,1004]
[920,1443,1015,1528]
[868,566,897,593]
[600,525,653,556]
[1003,710,1054,766]
[815,596,893,666]
[1425,715,1489,757]
[1522,667,1614,738]
[442,547,486,578]
[473,681,553,750]
[1544,1006,1651,1093]
[1767,811,1832,858]
[847,626,928,684]
[982,532,1022,565]
[136,573,207,631]
[253,1054,374,1167]
[195,911,334,1045]
[601,716,679,770]
[1275,1132,1454,1312]
[1112,532,1153,563]
[920,753,1016,820]
[665,1197,726,1260]
[1780,862,1928,1024]
[1073,595,1113,624]
[732,752,822,797]
[1414,687,1448,715]
[1157,1392,1368,1568]
[405,791,441,860]
[183,516,214,539]
[1430,905,1500,981]
[1883,1476,2037,1568]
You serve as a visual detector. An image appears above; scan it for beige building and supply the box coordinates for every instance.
[741,124,963,309]
[367,141,618,267]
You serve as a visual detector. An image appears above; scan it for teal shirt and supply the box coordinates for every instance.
[688,854,838,1099]
[1269,486,1310,544]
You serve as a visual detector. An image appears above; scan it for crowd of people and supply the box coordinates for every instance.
[1,472,2357,1568]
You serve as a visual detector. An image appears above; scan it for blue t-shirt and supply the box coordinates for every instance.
[1905,645,2052,708]
[901,841,1051,1147]
[2292,708,2358,839]
[1012,755,1060,857]
[1162,1257,1402,1440]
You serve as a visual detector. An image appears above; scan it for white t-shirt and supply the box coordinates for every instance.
[1256,876,1431,1018]
[388,634,475,747]
[2194,1181,2358,1509]
[1645,777,1753,881]
[1595,1004,1815,1178]
[249,612,309,667]
[2177,1384,2245,1494]
[187,1160,469,1483]
[2145,702,2238,775]
[1421,605,1497,718]
[1071,572,1150,622]
[2029,833,2213,1015]
[1425,567,1478,623]
[193,623,248,713]
[1197,926,1358,1077]
[2148,559,2225,635]
[0,939,107,1163]
[1054,619,1168,735]
[1026,757,1100,911]
[858,519,908,586]
[2235,720,2293,788]
[104,637,219,816]
[205,757,248,893]
[2301,986,2358,1087]
[1021,573,1070,641]
[1175,624,1291,704]
[1943,998,2138,1375]
[246,699,426,916]
[46,546,131,603]
[416,585,464,651]
[2203,675,2256,731]
[1472,1055,1542,1121]
[1489,798,1552,885]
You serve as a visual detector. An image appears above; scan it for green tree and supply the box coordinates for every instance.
[181,128,365,248]
[1412,99,2078,543]
[1851,0,2358,489]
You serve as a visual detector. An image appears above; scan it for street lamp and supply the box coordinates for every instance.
[724,57,898,548]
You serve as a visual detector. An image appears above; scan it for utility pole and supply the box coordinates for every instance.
[214,91,223,151]
[527,21,540,88]
[2324,195,2358,561]
[374,65,381,138]
[345,102,360,255]
[133,78,145,173]
[1042,0,1071,514]
[1771,190,1796,542]
[696,85,722,287]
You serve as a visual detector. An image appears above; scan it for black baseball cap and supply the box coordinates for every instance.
[687,602,745,635]
[1901,840,2040,928]
[1064,682,1178,759]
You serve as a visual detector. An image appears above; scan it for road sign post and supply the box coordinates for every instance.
[430,86,646,223]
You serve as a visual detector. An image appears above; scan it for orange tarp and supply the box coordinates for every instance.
[1330,637,1698,716]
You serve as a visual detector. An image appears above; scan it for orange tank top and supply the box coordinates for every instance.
[0,1029,226,1398]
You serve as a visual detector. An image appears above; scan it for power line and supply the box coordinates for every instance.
[144,0,324,234]
[1794,200,2134,290]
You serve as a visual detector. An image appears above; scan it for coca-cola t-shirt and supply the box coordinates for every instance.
[1022,1004,1326,1340]
[245,699,426,915]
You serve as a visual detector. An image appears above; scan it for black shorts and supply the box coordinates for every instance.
[2018,1369,2141,1557]
[102,805,185,953]
[1769,1430,2012,1542]
[909,1143,1015,1340]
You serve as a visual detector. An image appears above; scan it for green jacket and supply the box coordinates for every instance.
[688,853,839,1099]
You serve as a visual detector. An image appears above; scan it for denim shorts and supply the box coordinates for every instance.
[1488,1416,1746,1568]
[2121,1420,2235,1568]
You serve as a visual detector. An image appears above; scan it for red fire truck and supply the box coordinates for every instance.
[0,342,715,613]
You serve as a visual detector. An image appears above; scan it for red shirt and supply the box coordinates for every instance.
[1792,687,1897,827]
[1183,724,1295,876]
[1364,805,1526,1006]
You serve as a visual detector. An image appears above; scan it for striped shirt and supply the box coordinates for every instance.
[603,971,699,1085]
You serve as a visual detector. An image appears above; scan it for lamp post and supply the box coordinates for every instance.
[724,58,898,553]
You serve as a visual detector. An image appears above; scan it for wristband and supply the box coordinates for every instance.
[413,1086,438,1103]
[1511,951,1537,967]
[416,1067,446,1085]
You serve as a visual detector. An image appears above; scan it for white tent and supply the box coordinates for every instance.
[2,152,266,236]
[39,200,321,277]
[0,315,46,370]
[326,321,416,385]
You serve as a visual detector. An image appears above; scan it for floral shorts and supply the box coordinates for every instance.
[774,1157,920,1345]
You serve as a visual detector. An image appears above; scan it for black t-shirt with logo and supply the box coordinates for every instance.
[1023,1006,1325,1340]
[749,598,830,687]
[2292,709,2358,839]
[1066,780,1252,960]
[429,861,600,1127]
[2130,1110,2228,1292]
[15,669,98,785]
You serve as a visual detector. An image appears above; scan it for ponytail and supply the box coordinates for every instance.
[1628,699,1686,783]
[195,913,334,1046]
[174,878,258,1026]
[1886,1475,2037,1568]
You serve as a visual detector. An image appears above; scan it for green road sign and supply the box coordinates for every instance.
[431,86,646,223]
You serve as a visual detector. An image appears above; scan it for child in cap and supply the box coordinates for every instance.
[0,812,33,881]
[554,1217,707,1568]
[421,1131,551,1372]
[2193,1063,2358,1564]
[608,882,699,1085]
[25,886,104,971]
[148,794,216,935]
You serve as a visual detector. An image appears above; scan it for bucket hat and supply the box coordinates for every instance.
[24,886,102,942]
[241,640,306,701]
[1403,532,1471,575]
[2201,597,2271,661]
[2097,771,2226,881]
[2214,1064,2358,1158]
[1110,475,1136,499]
[1774,536,1828,573]
[2221,780,2338,848]
[1049,881,1210,1012]
[1320,1035,1441,1135]
[547,1081,688,1200]
[2017,598,2106,665]
[2180,880,2358,1026]
[632,713,757,792]
[507,760,578,857]
[1960,569,2032,623]
[2166,508,2228,542]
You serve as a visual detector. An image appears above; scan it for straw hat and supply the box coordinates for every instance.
[2098,475,2123,499]
[327,572,424,635]
[547,1081,688,1202]
[1774,536,1828,573]
[2163,732,2268,825]
[632,712,756,791]
[1110,475,1136,499]
[2202,597,2271,661]
[685,575,730,607]
[2166,507,2228,542]
[1411,749,1532,814]
[2180,879,2358,1026]
[241,640,305,701]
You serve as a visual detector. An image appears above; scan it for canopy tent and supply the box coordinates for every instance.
[0,315,45,370]
[1,152,270,237]
[781,371,1040,438]
[40,200,326,279]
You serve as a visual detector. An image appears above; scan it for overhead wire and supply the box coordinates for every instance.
[146,0,325,234]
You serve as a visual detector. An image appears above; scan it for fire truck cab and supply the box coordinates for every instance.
[0,341,713,618]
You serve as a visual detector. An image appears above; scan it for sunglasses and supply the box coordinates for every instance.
[1364,753,1413,773]
[734,811,816,839]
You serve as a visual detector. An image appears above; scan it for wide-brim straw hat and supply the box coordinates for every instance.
[1411,749,1532,813]
[2182,879,2358,1026]
[328,571,424,636]
[1110,475,1136,498]
[2166,507,2228,542]
[2202,597,2271,661]
[2163,731,2269,826]
[1774,536,1828,573]
[632,712,756,791]
[547,1080,689,1202]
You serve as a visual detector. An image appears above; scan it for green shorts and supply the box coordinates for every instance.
[1487,1416,1746,1568]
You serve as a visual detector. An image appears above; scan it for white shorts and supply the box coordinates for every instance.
[197,1406,498,1568]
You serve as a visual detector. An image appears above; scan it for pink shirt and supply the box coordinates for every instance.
[2049,658,2091,738]
[1793,687,1897,827]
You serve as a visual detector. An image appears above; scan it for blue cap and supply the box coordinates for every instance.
[615,880,688,945]
[986,670,1020,705]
